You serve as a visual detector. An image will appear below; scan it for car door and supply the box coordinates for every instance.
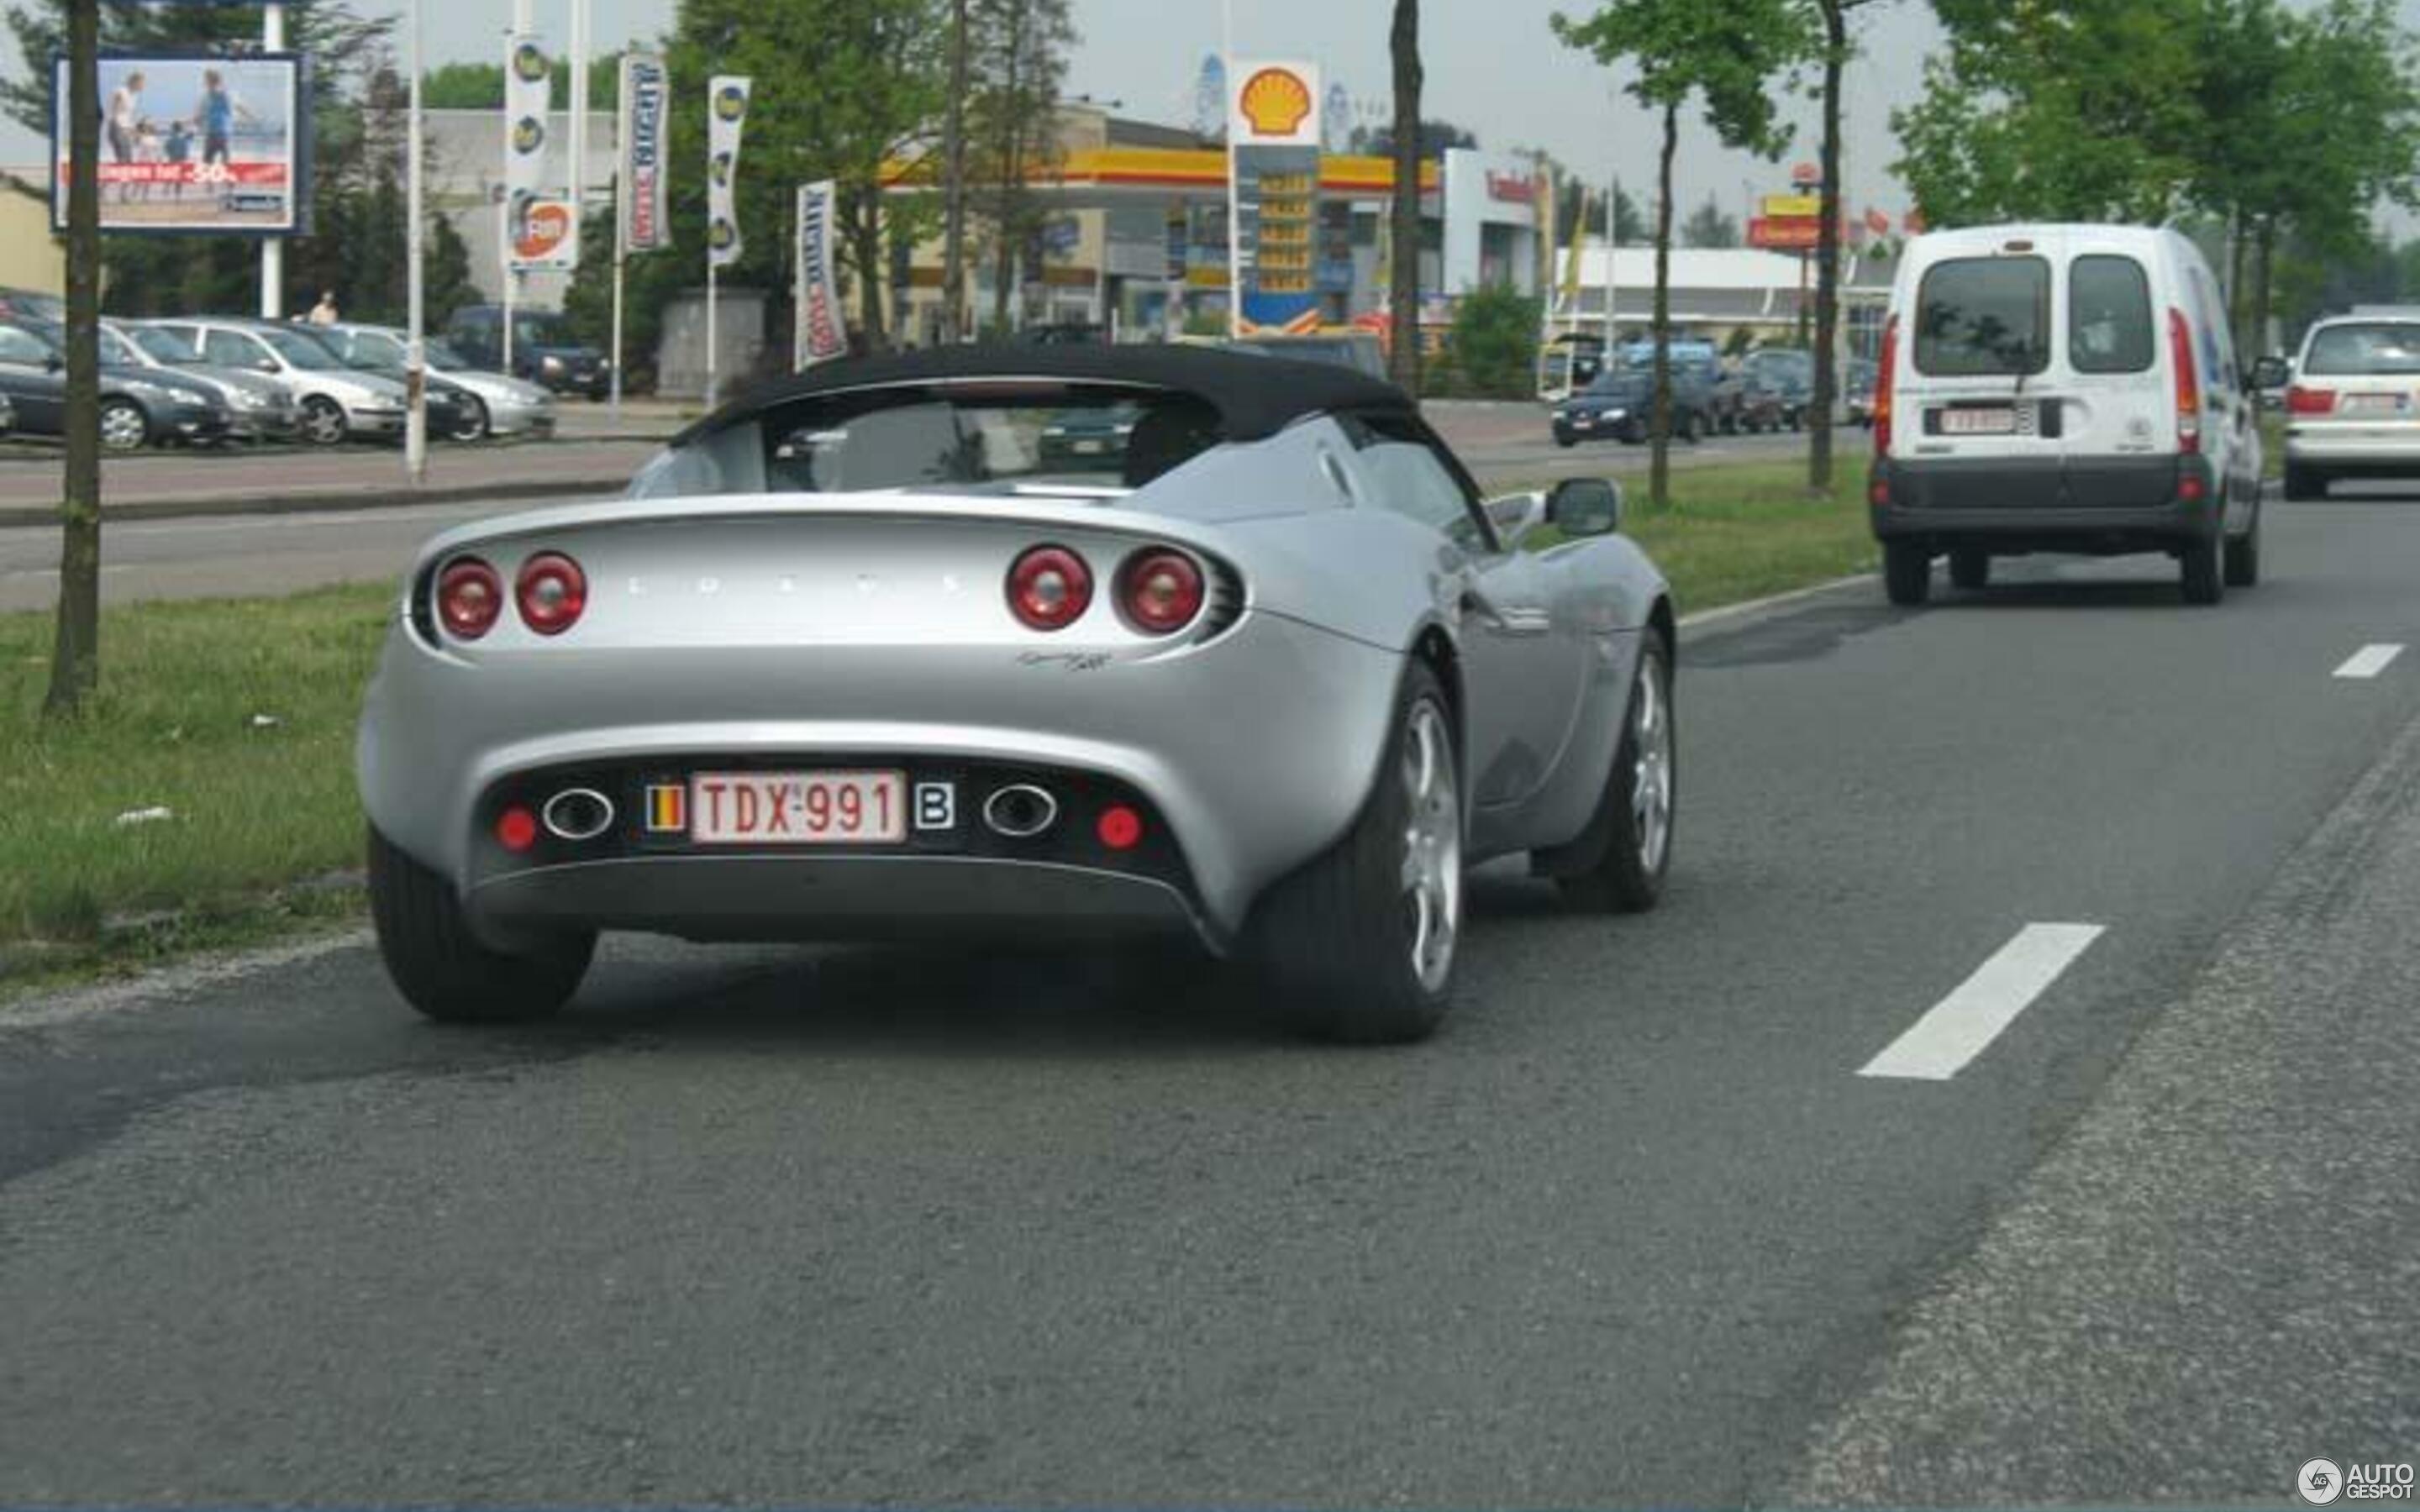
[0,325,66,433]
[1348,412,1585,816]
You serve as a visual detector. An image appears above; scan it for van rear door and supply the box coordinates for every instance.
[1891,242,2061,508]
[2057,238,2177,507]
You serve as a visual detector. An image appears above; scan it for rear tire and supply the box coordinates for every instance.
[1555,630,1676,915]
[367,825,593,1024]
[2181,531,2226,606]
[97,396,151,453]
[1949,549,1991,591]
[2224,505,2262,587]
[2282,462,2327,502]
[1251,662,1460,1045]
[1884,539,1931,606]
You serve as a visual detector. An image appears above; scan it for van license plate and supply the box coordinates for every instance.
[1941,407,2018,436]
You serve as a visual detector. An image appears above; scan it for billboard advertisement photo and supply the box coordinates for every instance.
[53,53,306,235]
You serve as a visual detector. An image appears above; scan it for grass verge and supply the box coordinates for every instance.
[0,460,1876,990]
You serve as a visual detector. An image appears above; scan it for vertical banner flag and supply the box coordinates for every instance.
[1228,60,1323,337]
[793,181,849,370]
[618,52,669,254]
[707,76,751,268]
[503,32,555,270]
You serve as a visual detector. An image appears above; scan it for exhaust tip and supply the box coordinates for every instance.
[983,784,1059,839]
[541,788,616,843]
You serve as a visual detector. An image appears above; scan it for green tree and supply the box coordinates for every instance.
[421,55,620,112]
[1446,282,1541,398]
[965,0,1076,330]
[1891,0,2204,226]
[1681,193,1738,248]
[1349,116,1478,157]
[1802,0,1881,496]
[1554,0,1815,509]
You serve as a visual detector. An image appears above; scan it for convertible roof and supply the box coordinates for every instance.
[672,343,1413,446]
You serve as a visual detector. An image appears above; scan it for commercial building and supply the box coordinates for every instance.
[1549,244,1896,356]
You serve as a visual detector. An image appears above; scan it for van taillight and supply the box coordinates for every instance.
[1872,315,1899,456]
[2286,385,2337,415]
[2170,308,2202,454]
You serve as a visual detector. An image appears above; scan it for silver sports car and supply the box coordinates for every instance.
[357,346,1677,1042]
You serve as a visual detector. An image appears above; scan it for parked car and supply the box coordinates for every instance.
[146,317,410,446]
[1552,366,1717,445]
[282,323,478,443]
[1844,357,1878,428]
[359,345,1677,1043]
[102,320,297,444]
[0,318,232,451]
[0,387,15,437]
[0,286,63,322]
[1228,333,1390,382]
[2266,314,2420,500]
[1741,347,1816,428]
[312,323,556,440]
[1870,222,2262,606]
[1036,400,1142,468]
[444,305,611,400]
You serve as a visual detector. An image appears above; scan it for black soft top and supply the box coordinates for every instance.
[672,343,1413,447]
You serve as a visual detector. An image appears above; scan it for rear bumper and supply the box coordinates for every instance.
[2284,424,2420,470]
[1871,454,2221,547]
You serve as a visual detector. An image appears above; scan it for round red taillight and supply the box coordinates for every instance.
[436,557,503,641]
[1007,546,1093,632]
[515,552,587,636]
[1097,804,1144,852]
[495,805,539,853]
[1117,549,1206,635]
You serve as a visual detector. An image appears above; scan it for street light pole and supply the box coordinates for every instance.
[260,3,287,318]
[404,0,427,485]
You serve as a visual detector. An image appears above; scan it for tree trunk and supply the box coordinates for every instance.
[941,0,969,343]
[850,189,887,350]
[2227,207,2250,360]
[1387,0,1422,391]
[2253,215,2276,360]
[1809,0,1846,496]
[45,0,102,718]
[1650,101,1676,512]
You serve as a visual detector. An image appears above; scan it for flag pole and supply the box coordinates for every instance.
[404,0,426,483]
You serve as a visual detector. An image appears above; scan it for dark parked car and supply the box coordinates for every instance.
[1552,366,1717,446]
[444,305,611,399]
[1742,347,1816,429]
[0,318,231,451]
[1844,357,1878,428]
[1036,400,1142,468]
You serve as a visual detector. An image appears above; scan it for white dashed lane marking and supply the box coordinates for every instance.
[1859,924,2107,1082]
[2334,644,2406,680]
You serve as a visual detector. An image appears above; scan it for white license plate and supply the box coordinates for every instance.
[1570,415,1594,428]
[689,772,907,845]
[1073,438,1107,454]
[1940,407,2018,435]
[2344,393,2408,414]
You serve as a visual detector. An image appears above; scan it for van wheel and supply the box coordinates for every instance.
[1949,549,1991,590]
[2224,507,2261,588]
[1884,540,1931,606]
[2181,533,2226,606]
[2282,462,2327,502]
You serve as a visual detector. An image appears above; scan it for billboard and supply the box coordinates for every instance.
[1228,60,1323,337]
[52,53,305,235]
[618,52,669,254]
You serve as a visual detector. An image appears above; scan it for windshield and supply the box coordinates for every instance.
[97,328,142,365]
[1914,255,2052,376]
[743,384,1222,495]
[1582,372,1651,397]
[260,329,341,370]
[2302,322,2420,376]
[129,326,202,365]
[515,316,575,348]
[425,339,473,371]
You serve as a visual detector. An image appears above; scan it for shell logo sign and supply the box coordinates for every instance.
[1239,68,1313,139]
[1229,58,1322,147]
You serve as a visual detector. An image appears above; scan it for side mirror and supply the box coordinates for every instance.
[43,354,63,373]
[1485,490,1549,550]
[256,358,281,374]
[2249,354,2290,391]
[1548,476,1623,538]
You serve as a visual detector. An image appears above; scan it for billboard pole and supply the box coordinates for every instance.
[260,3,286,319]
[404,0,426,485]
[568,0,588,271]
[503,0,533,376]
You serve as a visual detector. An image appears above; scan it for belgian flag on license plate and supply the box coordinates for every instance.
[645,784,687,834]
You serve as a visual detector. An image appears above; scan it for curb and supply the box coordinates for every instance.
[0,475,635,530]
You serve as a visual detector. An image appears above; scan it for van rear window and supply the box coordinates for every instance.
[1914,256,2050,376]
[2069,255,2154,374]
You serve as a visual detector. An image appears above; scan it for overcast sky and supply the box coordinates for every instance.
[8,0,2417,229]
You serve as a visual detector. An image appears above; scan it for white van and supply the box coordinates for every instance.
[1869,223,2262,606]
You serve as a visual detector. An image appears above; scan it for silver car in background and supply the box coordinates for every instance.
[359,346,1680,1044]
[145,317,408,446]
[102,321,297,444]
[2274,311,2420,500]
[315,323,557,441]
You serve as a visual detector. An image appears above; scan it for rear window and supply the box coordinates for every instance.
[2068,255,2154,374]
[1914,255,2050,376]
[749,383,1225,495]
[2302,323,2420,376]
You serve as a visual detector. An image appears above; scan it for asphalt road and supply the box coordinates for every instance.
[4,491,2418,1505]
[0,413,1813,612]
